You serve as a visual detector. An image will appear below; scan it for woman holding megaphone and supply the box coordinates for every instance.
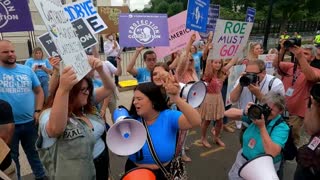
[125,73,201,179]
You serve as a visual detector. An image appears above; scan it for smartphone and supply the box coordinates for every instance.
[37,65,42,68]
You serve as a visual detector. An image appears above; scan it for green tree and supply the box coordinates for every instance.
[168,2,184,17]
[155,1,170,13]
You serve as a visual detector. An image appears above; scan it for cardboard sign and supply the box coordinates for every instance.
[63,0,108,33]
[98,6,130,34]
[119,13,169,47]
[0,138,10,164]
[153,11,201,59]
[34,0,91,80]
[186,0,210,33]
[259,54,276,75]
[38,18,98,57]
[208,19,253,59]
[0,0,34,32]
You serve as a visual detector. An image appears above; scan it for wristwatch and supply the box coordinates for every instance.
[35,110,41,113]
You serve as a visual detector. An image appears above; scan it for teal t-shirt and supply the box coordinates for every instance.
[136,67,151,83]
[24,58,52,78]
[242,115,289,163]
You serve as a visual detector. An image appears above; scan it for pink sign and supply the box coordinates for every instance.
[154,11,201,59]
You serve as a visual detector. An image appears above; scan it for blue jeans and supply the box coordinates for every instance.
[11,121,46,180]
[38,76,49,100]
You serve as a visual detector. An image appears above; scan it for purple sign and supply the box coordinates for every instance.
[119,13,169,47]
[0,0,34,32]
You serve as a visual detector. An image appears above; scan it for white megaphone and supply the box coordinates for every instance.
[238,154,279,180]
[106,106,147,156]
[179,81,207,108]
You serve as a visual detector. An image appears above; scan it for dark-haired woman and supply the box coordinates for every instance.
[36,57,114,179]
[125,79,201,179]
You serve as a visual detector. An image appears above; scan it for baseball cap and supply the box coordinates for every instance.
[0,100,14,124]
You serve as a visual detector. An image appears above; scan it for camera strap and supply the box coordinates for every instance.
[291,60,300,86]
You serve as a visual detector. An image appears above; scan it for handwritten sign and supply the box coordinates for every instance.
[186,0,210,32]
[153,11,201,59]
[63,0,107,33]
[208,19,253,59]
[0,0,34,32]
[33,0,91,80]
[38,18,98,57]
[119,13,169,47]
[98,6,129,34]
[258,54,276,75]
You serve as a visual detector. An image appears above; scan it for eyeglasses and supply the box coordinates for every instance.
[80,87,90,95]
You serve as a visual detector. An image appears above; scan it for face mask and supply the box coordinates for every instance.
[108,36,114,40]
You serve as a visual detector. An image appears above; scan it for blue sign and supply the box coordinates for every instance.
[206,4,220,32]
[245,7,256,23]
[186,0,210,33]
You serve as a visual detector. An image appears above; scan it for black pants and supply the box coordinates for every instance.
[294,164,320,180]
[107,56,119,85]
[124,159,171,180]
[94,148,109,180]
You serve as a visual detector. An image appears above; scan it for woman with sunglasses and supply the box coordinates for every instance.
[36,57,114,179]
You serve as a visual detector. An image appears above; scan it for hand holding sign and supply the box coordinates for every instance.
[59,66,79,92]
[88,57,103,72]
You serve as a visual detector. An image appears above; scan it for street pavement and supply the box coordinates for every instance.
[19,89,297,180]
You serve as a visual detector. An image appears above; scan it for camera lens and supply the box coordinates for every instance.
[240,76,250,87]
[248,105,262,119]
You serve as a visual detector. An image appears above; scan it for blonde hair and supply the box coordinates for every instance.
[246,42,262,61]
[268,48,278,54]
[204,59,224,80]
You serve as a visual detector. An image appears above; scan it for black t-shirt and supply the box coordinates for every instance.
[311,58,320,69]
[0,99,14,171]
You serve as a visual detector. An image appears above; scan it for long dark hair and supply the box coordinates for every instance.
[129,82,168,118]
[44,76,96,117]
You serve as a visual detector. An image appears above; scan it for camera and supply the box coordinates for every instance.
[247,104,272,120]
[283,37,301,49]
[239,73,259,87]
[311,83,320,103]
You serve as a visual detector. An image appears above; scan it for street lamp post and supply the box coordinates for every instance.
[263,0,275,53]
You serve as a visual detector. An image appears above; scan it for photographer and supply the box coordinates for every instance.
[273,43,320,146]
[230,60,285,111]
[294,83,320,180]
[228,92,289,179]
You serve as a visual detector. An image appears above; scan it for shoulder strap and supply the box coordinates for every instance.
[142,118,170,178]
[268,77,276,91]
[270,117,284,134]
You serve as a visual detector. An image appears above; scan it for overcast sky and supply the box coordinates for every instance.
[111,0,150,10]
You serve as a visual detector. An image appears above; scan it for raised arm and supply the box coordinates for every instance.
[46,66,78,138]
[115,57,122,76]
[48,56,61,96]
[176,35,196,80]
[126,47,144,77]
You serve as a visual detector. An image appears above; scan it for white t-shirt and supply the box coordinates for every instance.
[39,109,106,158]
[231,74,285,110]
[94,61,117,79]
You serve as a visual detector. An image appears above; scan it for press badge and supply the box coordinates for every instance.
[308,136,320,151]
[286,88,294,97]
[248,138,256,149]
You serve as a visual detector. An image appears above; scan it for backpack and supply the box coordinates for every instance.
[270,118,297,161]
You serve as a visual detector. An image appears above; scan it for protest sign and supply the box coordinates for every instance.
[34,0,91,80]
[153,11,201,59]
[186,0,210,33]
[225,65,246,106]
[245,7,256,23]
[63,0,107,33]
[38,18,98,57]
[199,4,220,39]
[259,54,276,75]
[98,6,129,34]
[0,0,33,32]
[208,19,253,60]
[119,13,169,47]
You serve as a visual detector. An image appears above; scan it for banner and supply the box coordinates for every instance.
[0,0,33,32]
[38,18,98,57]
[225,65,246,106]
[245,7,256,23]
[63,0,107,33]
[199,4,220,39]
[186,0,210,33]
[98,6,130,34]
[258,54,276,75]
[119,13,169,47]
[34,0,91,81]
[208,19,253,59]
[153,11,201,59]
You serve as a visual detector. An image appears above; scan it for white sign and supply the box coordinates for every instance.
[34,0,91,80]
[209,19,253,60]
[258,54,276,75]
[63,0,107,33]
